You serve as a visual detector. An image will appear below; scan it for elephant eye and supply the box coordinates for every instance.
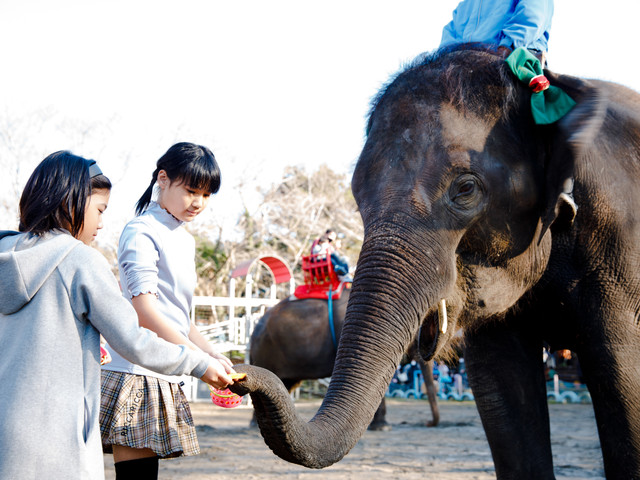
[457,181,475,196]
[450,174,482,208]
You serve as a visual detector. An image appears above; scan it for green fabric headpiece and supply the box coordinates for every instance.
[505,47,576,125]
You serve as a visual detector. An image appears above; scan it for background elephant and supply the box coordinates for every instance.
[230,45,640,479]
[249,288,440,429]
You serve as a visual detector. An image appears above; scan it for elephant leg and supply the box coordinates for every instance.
[465,318,553,479]
[419,359,439,427]
[368,398,391,431]
[577,318,640,478]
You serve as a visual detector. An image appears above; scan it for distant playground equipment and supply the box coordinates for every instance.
[387,361,474,402]
[183,255,294,401]
[386,361,591,403]
[546,375,592,404]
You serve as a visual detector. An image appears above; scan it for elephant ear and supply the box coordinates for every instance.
[539,71,608,240]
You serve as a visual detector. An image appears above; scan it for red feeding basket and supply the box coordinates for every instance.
[209,373,247,408]
[209,387,243,408]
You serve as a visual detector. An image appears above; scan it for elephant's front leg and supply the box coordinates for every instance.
[464,317,553,480]
[368,398,391,431]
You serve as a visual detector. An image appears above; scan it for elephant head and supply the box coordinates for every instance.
[230,46,607,468]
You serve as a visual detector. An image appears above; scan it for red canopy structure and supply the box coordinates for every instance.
[230,255,293,284]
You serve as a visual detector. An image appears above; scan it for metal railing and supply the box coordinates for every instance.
[184,294,282,401]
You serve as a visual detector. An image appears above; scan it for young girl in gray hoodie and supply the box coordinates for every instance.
[0,151,237,480]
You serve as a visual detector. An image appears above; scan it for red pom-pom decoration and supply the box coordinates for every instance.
[529,74,550,93]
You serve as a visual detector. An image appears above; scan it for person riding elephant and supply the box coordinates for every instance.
[441,0,553,64]
[311,229,352,281]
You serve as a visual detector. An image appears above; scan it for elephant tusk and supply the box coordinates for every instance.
[438,298,448,334]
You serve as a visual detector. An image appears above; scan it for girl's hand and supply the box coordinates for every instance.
[200,358,235,389]
[209,351,234,372]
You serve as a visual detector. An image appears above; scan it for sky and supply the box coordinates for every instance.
[1,0,638,244]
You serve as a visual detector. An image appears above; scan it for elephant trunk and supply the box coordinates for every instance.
[230,224,456,468]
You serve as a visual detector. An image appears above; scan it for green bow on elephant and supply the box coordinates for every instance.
[506,47,576,125]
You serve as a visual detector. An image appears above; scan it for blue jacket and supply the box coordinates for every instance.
[440,0,553,53]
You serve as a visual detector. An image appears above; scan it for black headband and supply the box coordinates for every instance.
[88,160,103,178]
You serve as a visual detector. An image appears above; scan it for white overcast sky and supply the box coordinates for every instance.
[1,0,637,243]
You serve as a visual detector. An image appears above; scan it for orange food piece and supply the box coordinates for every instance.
[230,373,247,381]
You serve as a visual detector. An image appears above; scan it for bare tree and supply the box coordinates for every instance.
[0,108,132,230]
[204,163,363,298]
[251,164,362,264]
[0,108,56,228]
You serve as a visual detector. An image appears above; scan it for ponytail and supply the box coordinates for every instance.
[135,168,159,216]
[135,142,221,216]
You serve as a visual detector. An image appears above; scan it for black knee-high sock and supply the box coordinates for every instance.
[114,456,159,480]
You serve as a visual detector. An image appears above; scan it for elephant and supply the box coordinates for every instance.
[248,287,440,429]
[230,45,640,479]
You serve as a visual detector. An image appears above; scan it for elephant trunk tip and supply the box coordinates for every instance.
[226,364,368,469]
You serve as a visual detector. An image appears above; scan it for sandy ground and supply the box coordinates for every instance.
[104,398,604,479]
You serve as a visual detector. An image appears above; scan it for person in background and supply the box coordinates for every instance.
[331,235,353,282]
[0,151,233,480]
[311,229,352,282]
[311,230,334,259]
[440,0,554,64]
[100,143,234,479]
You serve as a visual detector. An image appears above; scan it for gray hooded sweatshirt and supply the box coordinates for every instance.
[0,231,211,479]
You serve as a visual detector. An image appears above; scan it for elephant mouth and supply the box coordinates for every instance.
[417,299,448,361]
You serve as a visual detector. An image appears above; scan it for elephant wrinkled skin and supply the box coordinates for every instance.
[230,46,640,479]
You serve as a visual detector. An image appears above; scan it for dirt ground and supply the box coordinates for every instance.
[103,398,604,479]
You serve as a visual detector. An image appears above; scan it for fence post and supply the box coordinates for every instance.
[229,277,236,328]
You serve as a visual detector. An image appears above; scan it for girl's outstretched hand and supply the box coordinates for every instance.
[210,351,234,372]
[201,358,235,389]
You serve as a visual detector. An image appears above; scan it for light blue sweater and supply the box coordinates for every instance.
[441,0,554,53]
[103,202,197,381]
[0,231,211,480]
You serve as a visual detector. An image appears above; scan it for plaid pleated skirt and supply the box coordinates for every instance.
[100,370,199,458]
